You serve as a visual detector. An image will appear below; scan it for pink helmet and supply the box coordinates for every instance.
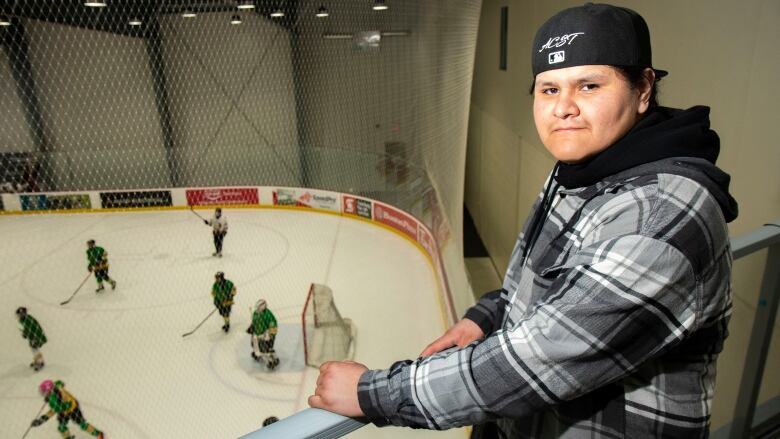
[39,379,54,396]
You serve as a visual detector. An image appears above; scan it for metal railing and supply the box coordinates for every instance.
[241,221,780,439]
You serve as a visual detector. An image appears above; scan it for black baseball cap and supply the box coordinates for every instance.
[532,3,668,78]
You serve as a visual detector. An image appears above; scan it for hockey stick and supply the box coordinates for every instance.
[21,400,47,439]
[182,308,218,338]
[189,205,207,222]
[60,272,92,306]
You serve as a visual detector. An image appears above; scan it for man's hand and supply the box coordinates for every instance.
[420,318,485,357]
[308,360,367,417]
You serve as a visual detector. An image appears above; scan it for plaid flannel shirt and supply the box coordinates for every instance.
[358,164,733,438]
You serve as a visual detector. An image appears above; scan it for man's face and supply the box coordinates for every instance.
[533,65,650,164]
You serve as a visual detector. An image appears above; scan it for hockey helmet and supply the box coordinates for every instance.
[256,299,267,312]
[15,306,27,318]
[215,271,225,280]
[87,239,95,247]
[39,379,54,396]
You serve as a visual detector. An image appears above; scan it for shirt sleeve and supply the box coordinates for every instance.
[462,288,508,336]
[357,234,699,429]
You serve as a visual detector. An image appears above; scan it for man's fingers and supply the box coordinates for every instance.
[420,337,454,357]
[308,394,323,409]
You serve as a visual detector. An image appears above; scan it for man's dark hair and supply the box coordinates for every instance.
[528,66,661,108]
[614,66,661,108]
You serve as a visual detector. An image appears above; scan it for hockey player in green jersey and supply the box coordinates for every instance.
[247,299,279,369]
[16,307,47,371]
[86,240,116,293]
[212,271,236,332]
[31,379,104,439]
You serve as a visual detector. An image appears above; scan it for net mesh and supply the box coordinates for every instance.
[0,0,480,435]
[302,283,354,367]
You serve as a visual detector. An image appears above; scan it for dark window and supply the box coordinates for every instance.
[500,6,508,70]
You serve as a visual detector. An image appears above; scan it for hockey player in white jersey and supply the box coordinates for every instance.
[204,208,228,257]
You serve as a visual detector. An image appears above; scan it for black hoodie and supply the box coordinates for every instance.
[555,105,738,222]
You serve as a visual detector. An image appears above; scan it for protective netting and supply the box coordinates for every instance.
[1,0,480,435]
[302,283,354,367]
[0,1,479,234]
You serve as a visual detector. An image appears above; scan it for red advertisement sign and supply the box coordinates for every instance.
[417,227,437,259]
[342,195,372,219]
[186,188,259,206]
[374,203,418,240]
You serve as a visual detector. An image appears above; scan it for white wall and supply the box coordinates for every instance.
[0,48,36,154]
[159,12,301,188]
[466,0,780,429]
[24,19,169,190]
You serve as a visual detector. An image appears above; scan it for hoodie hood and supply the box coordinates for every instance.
[554,105,738,222]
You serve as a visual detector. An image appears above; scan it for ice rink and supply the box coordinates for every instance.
[0,208,465,438]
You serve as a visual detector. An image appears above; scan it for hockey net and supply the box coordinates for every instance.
[302,283,355,368]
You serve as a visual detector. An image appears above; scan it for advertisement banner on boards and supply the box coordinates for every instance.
[186,188,259,206]
[342,195,372,220]
[47,194,91,210]
[20,194,48,211]
[274,188,339,211]
[374,203,418,240]
[417,227,437,259]
[100,190,172,209]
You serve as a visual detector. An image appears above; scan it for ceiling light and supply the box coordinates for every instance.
[270,9,284,18]
[372,0,388,11]
[84,1,107,7]
[236,1,255,10]
[316,6,329,18]
[182,10,196,18]
[0,17,11,26]
[231,15,242,24]
[129,18,142,26]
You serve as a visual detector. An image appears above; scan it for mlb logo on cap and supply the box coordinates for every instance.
[548,51,565,64]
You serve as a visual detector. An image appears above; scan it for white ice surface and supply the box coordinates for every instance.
[0,209,466,438]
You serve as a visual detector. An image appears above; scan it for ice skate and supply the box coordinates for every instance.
[212,251,218,256]
[264,353,280,370]
[33,361,45,371]
[110,280,116,290]
[95,284,105,293]
[217,252,222,258]
[222,323,230,333]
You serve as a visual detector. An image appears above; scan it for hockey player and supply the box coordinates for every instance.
[31,379,104,439]
[247,299,279,369]
[86,240,116,293]
[16,307,47,371]
[212,271,236,332]
[204,207,228,257]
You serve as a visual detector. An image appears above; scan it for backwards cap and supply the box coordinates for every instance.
[532,3,667,78]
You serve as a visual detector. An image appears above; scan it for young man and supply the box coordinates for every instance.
[86,239,116,293]
[247,299,279,368]
[31,379,104,439]
[204,207,228,257]
[16,307,47,371]
[309,4,738,438]
[212,271,236,332]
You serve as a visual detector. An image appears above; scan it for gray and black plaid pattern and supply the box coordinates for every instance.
[358,171,732,438]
